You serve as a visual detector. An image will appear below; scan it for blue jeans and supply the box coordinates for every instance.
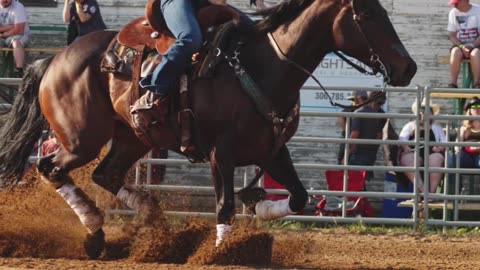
[348,153,376,181]
[447,152,480,192]
[139,0,203,95]
[448,151,480,169]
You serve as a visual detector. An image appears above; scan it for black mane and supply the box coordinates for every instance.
[254,0,315,33]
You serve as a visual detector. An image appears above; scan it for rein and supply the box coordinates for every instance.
[266,0,391,111]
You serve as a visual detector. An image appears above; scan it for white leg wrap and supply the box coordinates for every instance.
[255,198,296,221]
[116,185,144,211]
[216,224,232,247]
[56,183,104,234]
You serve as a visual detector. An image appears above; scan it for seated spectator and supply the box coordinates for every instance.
[0,0,31,77]
[399,99,446,194]
[337,90,368,164]
[41,131,60,156]
[254,0,267,11]
[458,96,480,168]
[447,0,480,88]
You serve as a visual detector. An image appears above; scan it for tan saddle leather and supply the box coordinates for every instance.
[118,1,241,55]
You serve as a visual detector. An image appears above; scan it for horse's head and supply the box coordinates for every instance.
[332,0,416,86]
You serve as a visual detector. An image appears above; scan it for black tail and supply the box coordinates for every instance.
[0,56,54,186]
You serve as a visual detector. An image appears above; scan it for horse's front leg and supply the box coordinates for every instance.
[254,145,308,220]
[210,133,235,246]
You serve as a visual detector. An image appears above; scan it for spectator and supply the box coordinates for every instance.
[399,99,446,194]
[345,91,387,168]
[337,90,368,164]
[41,130,60,156]
[458,96,480,168]
[0,0,31,78]
[63,0,106,45]
[254,0,267,11]
[447,0,480,88]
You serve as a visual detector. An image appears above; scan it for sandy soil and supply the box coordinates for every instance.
[0,229,479,270]
[1,163,480,270]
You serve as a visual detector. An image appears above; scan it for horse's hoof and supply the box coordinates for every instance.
[83,229,105,259]
[237,187,267,209]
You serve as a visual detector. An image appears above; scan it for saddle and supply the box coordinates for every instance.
[100,1,243,160]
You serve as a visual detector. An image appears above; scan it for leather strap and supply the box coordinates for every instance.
[233,64,279,124]
[130,45,145,105]
[232,62,299,157]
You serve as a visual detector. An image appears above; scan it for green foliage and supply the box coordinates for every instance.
[251,219,480,238]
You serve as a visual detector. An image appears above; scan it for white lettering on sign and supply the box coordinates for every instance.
[301,53,384,112]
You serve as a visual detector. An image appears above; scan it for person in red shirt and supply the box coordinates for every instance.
[41,130,60,156]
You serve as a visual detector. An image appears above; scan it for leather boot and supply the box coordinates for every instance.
[130,91,163,134]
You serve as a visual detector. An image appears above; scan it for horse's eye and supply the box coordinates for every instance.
[361,12,374,20]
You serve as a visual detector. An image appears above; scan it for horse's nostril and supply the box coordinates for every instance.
[406,61,417,78]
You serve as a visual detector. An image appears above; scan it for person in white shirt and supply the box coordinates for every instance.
[447,0,480,88]
[0,0,31,77]
[399,99,447,194]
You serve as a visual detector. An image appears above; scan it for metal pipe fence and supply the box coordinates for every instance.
[3,78,480,230]
[125,86,480,230]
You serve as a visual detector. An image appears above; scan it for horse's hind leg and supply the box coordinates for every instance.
[254,145,308,220]
[37,149,106,259]
[92,121,164,226]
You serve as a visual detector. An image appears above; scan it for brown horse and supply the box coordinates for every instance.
[0,0,416,259]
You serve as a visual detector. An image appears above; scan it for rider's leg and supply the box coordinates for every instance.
[139,0,203,95]
[132,0,203,132]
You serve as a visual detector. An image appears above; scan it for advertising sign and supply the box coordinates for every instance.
[300,53,384,112]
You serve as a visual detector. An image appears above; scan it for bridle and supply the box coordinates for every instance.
[348,0,390,84]
[267,0,390,110]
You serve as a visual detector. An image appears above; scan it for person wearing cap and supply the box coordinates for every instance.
[336,90,368,164]
[399,99,446,194]
[458,96,480,167]
[63,0,107,45]
[447,0,480,88]
[345,91,387,174]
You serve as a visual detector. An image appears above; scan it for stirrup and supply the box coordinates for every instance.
[130,91,162,113]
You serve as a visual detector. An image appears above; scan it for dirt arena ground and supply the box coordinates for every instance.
[1,161,480,270]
